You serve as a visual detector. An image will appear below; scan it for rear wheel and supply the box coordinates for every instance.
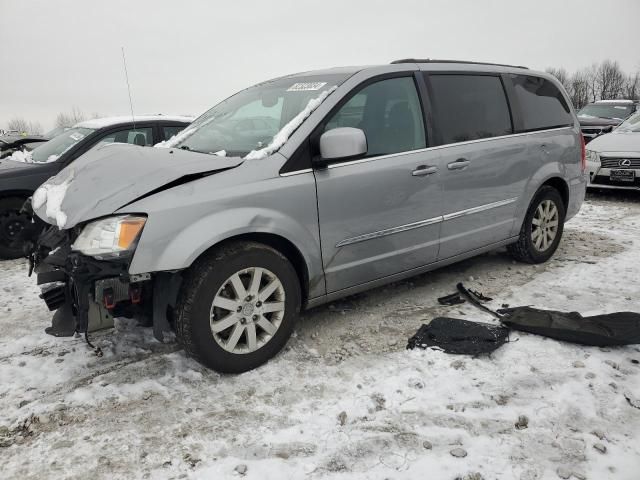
[508,186,565,264]
[175,241,301,373]
[0,197,30,260]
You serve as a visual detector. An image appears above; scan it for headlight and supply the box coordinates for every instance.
[72,215,146,258]
[585,149,600,163]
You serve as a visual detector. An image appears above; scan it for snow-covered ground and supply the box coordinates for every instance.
[1,192,639,480]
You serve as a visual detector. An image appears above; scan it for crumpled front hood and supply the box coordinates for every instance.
[587,131,640,154]
[33,143,243,229]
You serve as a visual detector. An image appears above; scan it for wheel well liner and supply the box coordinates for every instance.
[541,177,568,210]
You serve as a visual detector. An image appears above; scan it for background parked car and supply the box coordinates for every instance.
[586,110,640,190]
[578,99,639,143]
[0,114,193,259]
[0,133,49,159]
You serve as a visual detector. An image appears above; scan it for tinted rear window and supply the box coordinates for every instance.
[510,75,573,131]
[427,74,512,145]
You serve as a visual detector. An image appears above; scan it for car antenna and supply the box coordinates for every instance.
[121,46,136,130]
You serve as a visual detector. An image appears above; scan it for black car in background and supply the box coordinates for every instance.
[577,100,639,143]
[0,134,49,158]
[0,115,192,259]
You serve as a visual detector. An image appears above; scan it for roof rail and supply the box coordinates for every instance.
[390,58,529,69]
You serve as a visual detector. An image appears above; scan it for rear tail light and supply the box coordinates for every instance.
[580,135,586,173]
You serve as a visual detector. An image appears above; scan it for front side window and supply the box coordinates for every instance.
[511,74,573,131]
[166,74,349,158]
[28,127,95,163]
[93,127,153,149]
[324,76,426,156]
[428,74,512,145]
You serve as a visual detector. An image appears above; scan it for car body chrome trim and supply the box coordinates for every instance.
[336,197,519,248]
[442,197,518,221]
[335,216,443,247]
[279,168,313,177]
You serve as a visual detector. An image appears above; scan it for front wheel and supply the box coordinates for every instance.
[175,241,301,373]
[508,186,566,264]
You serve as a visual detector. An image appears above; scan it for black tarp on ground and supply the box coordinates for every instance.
[498,307,640,346]
[407,317,509,355]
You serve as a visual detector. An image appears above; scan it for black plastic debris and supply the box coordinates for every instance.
[499,307,640,346]
[438,292,465,306]
[407,317,509,355]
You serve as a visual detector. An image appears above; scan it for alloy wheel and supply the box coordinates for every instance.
[209,267,285,354]
[531,199,559,252]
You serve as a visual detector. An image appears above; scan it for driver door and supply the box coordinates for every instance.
[314,75,443,293]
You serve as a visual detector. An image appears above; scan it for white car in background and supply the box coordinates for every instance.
[586,111,640,191]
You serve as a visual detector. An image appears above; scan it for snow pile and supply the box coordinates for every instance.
[5,149,33,163]
[32,170,74,228]
[213,149,226,157]
[245,86,337,160]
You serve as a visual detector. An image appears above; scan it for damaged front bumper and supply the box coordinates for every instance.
[31,225,181,342]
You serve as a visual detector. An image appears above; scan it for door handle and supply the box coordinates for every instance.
[447,158,471,170]
[412,165,438,176]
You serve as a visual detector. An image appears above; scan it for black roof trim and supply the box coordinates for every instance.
[390,58,529,69]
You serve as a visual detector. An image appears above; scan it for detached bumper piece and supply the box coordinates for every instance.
[407,317,509,355]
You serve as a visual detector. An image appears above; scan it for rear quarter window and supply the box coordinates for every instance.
[427,74,513,146]
[510,75,573,132]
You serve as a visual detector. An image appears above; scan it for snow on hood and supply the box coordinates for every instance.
[245,86,337,160]
[586,131,640,154]
[32,169,74,228]
[32,143,244,229]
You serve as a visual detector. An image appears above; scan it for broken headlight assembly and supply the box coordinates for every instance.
[71,215,146,259]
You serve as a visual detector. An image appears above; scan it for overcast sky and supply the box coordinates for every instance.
[1,0,638,131]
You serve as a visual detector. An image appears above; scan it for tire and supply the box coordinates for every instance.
[175,241,301,373]
[0,197,30,260]
[508,186,566,264]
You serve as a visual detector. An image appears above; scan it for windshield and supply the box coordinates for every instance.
[578,104,634,120]
[29,127,95,163]
[616,111,640,132]
[164,73,349,158]
[44,126,70,139]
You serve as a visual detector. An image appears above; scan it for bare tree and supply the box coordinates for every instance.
[596,60,626,100]
[27,121,43,135]
[7,117,29,133]
[569,70,591,109]
[55,106,86,128]
[585,63,599,103]
[623,72,640,101]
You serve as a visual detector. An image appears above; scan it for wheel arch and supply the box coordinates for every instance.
[195,232,312,308]
[540,176,569,211]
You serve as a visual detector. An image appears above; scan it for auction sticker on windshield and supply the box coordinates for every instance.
[287,82,327,91]
[69,132,85,141]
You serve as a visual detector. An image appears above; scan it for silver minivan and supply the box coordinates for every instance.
[30,60,586,372]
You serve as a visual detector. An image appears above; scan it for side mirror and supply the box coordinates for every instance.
[318,127,367,163]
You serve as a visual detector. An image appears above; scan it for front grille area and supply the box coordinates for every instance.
[600,157,640,169]
[592,175,640,188]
